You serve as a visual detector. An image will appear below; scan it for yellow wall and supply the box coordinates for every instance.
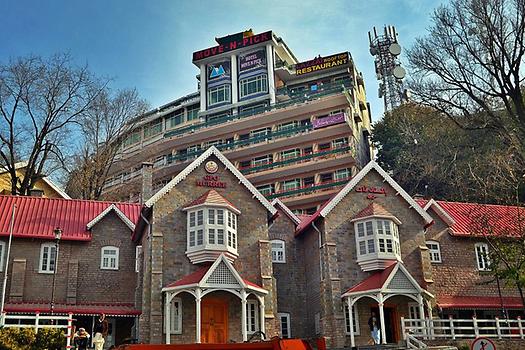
[0,169,65,198]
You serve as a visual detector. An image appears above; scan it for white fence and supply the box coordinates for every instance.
[402,316,525,341]
[1,312,74,349]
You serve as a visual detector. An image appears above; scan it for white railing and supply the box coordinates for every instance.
[402,316,525,341]
[1,312,74,349]
[406,333,428,349]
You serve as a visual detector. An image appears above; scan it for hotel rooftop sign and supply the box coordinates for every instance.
[193,31,273,62]
[295,52,349,76]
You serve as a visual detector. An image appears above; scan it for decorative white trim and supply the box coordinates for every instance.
[145,146,277,215]
[41,177,71,199]
[271,199,300,224]
[423,199,455,226]
[350,214,402,225]
[182,202,241,215]
[86,204,135,231]
[320,161,433,224]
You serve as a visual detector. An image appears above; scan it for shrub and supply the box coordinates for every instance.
[0,328,64,350]
[32,329,65,350]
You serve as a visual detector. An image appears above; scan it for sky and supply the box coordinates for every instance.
[1,0,443,122]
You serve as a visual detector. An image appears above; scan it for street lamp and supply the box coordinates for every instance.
[50,227,62,315]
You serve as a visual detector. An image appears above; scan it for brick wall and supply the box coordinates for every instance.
[142,155,278,343]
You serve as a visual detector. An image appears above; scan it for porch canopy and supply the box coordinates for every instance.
[162,254,268,344]
[341,261,434,347]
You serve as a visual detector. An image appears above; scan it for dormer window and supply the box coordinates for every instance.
[351,203,402,271]
[183,190,240,264]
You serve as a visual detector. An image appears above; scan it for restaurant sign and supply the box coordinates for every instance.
[295,52,349,76]
[193,31,272,62]
[355,185,387,200]
[313,112,346,129]
[239,49,266,72]
[196,175,226,188]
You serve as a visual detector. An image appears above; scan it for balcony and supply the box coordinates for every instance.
[240,145,353,175]
[266,176,351,200]
[163,79,352,139]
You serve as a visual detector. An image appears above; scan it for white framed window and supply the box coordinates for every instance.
[208,84,231,106]
[408,303,423,334]
[278,121,298,132]
[135,245,142,273]
[101,246,119,270]
[354,218,401,270]
[426,241,442,263]
[344,303,360,335]
[239,74,268,98]
[282,179,301,191]
[252,154,272,167]
[334,168,351,181]
[278,313,291,338]
[0,241,5,272]
[475,242,490,271]
[256,184,275,196]
[280,148,300,160]
[246,300,259,334]
[170,297,182,334]
[39,243,57,274]
[271,240,286,263]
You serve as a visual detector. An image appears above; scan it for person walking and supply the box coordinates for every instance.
[368,311,381,345]
[93,313,109,350]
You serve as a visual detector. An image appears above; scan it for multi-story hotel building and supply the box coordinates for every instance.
[102,29,373,213]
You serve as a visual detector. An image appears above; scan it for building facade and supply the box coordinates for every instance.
[102,29,373,214]
[1,147,524,348]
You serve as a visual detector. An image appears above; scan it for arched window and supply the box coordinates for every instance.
[101,246,119,270]
[271,240,286,263]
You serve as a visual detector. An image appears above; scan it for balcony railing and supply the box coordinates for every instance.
[240,145,353,175]
[163,78,352,139]
[266,176,351,200]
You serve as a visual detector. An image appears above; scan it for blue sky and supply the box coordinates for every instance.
[1,0,442,121]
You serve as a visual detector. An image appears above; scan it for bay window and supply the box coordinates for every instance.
[353,218,401,271]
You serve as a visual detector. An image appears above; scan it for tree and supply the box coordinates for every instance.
[65,89,148,200]
[407,0,525,162]
[372,103,523,204]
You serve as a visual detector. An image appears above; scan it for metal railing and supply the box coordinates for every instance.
[266,176,351,200]
[163,79,352,139]
[402,316,525,341]
[240,145,353,174]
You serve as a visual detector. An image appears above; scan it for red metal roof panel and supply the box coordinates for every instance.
[345,261,397,293]
[438,295,523,309]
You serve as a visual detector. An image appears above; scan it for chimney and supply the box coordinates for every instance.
[29,189,44,197]
[141,162,154,203]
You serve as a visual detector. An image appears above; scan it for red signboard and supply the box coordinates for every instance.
[196,175,227,188]
[193,31,272,62]
[356,186,387,200]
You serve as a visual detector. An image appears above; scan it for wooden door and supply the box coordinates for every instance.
[201,298,228,343]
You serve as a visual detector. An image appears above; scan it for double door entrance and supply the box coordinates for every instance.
[201,298,228,343]
[371,306,400,344]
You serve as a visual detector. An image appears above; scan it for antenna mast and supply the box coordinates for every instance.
[368,25,407,112]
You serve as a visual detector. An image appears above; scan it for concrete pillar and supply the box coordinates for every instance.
[259,297,265,337]
[195,288,202,343]
[266,44,276,104]
[165,293,171,344]
[346,298,355,348]
[241,290,247,341]
[200,64,206,112]
[231,54,238,107]
[378,293,387,344]
[141,162,154,203]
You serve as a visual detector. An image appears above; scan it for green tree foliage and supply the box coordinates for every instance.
[0,328,64,350]
[372,103,523,204]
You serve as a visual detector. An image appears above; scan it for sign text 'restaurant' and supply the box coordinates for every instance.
[295,52,349,76]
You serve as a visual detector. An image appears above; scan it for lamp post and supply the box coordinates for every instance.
[50,227,62,315]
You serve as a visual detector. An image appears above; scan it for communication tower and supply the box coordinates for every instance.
[368,25,407,112]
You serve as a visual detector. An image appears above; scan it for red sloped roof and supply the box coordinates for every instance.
[183,190,239,211]
[344,261,397,293]
[438,295,523,309]
[352,202,396,221]
[295,197,334,236]
[4,301,141,316]
[165,266,211,288]
[419,199,525,237]
[164,265,264,290]
[0,195,141,241]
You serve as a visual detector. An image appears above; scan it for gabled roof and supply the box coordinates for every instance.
[271,198,300,225]
[350,202,402,224]
[342,261,431,298]
[417,199,455,226]
[182,189,240,214]
[295,161,433,236]
[162,254,266,294]
[145,146,276,215]
[1,161,71,199]
[419,199,525,237]
[86,203,136,231]
[0,195,141,241]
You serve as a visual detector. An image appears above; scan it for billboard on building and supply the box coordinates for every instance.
[313,112,346,129]
[238,49,267,72]
[193,31,272,62]
[295,52,349,76]
[207,61,231,82]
